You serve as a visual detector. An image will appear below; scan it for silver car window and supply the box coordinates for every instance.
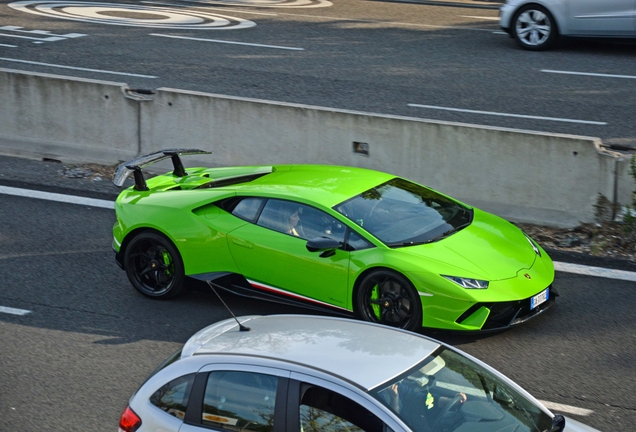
[202,371,278,431]
[299,385,386,432]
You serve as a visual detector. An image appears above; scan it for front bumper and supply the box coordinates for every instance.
[499,3,515,34]
[456,286,558,331]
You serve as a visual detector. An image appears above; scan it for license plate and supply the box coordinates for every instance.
[530,288,549,310]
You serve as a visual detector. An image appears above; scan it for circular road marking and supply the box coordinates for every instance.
[192,0,333,8]
[9,1,256,29]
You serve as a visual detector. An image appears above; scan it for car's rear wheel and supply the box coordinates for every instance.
[512,5,557,51]
[124,231,185,299]
[355,270,422,332]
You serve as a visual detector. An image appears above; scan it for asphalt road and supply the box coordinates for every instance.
[1,0,636,430]
[0,0,635,148]
[0,156,635,431]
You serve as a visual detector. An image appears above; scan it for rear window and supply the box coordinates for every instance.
[150,373,195,421]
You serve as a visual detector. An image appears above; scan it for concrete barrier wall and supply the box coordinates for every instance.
[1,68,633,227]
[0,68,139,163]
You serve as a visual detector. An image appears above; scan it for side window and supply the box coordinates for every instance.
[231,197,265,222]
[257,200,346,244]
[299,385,385,432]
[149,373,195,421]
[347,231,374,251]
[202,371,278,431]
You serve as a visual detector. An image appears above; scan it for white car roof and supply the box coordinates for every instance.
[182,314,440,391]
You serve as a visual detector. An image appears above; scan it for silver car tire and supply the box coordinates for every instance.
[512,5,557,51]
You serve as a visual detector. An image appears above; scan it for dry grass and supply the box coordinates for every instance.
[515,221,636,261]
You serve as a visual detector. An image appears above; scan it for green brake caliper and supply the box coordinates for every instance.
[371,283,381,319]
[161,250,173,276]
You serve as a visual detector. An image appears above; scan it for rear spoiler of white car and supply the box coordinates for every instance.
[113,149,211,191]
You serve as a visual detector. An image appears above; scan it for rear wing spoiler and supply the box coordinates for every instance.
[113,149,211,190]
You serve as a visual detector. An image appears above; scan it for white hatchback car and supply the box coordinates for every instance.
[119,315,599,432]
[500,0,636,50]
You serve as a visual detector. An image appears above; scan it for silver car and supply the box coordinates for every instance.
[500,0,636,50]
[118,315,599,432]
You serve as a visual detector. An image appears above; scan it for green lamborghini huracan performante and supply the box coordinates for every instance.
[112,149,556,332]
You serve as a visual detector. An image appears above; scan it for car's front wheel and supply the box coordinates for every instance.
[512,5,557,51]
[123,231,185,299]
[355,270,422,332]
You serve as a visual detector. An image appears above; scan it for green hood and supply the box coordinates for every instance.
[400,209,537,280]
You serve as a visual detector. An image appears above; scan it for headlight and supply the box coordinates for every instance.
[442,275,489,289]
[525,234,541,257]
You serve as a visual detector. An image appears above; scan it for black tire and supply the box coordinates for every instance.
[512,5,557,51]
[354,270,422,332]
[123,231,185,299]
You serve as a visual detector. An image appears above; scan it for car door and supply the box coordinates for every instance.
[226,198,353,308]
[567,0,636,35]
[287,374,403,432]
[180,364,291,432]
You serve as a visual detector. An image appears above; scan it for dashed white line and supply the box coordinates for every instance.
[0,43,17,47]
[0,32,66,42]
[0,306,31,316]
[407,104,607,125]
[0,185,114,209]
[150,33,304,50]
[461,16,499,21]
[542,69,636,80]
[554,261,636,283]
[0,57,157,78]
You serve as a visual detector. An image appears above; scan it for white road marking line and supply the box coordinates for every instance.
[0,32,65,42]
[141,1,279,16]
[0,186,114,209]
[539,400,594,416]
[461,15,499,21]
[0,58,157,78]
[150,33,304,50]
[2,186,635,284]
[0,43,17,47]
[554,261,636,283]
[0,306,31,316]
[0,26,86,38]
[542,69,636,80]
[492,31,508,35]
[408,103,607,125]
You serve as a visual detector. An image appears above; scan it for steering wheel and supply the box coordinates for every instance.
[431,394,463,430]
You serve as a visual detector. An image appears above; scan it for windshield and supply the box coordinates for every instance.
[369,347,553,432]
[334,179,473,247]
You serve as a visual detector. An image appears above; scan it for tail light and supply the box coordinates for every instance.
[118,405,142,432]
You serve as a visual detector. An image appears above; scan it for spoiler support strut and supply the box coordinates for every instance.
[113,148,211,189]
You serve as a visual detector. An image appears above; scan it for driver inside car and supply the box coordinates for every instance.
[379,375,466,432]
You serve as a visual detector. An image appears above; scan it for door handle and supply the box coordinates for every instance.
[231,238,253,249]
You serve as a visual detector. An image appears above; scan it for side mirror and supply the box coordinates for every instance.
[306,237,340,256]
[549,415,566,432]
[492,386,513,405]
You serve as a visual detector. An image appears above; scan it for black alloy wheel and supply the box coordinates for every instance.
[355,270,422,332]
[512,5,557,51]
[124,231,185,299]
